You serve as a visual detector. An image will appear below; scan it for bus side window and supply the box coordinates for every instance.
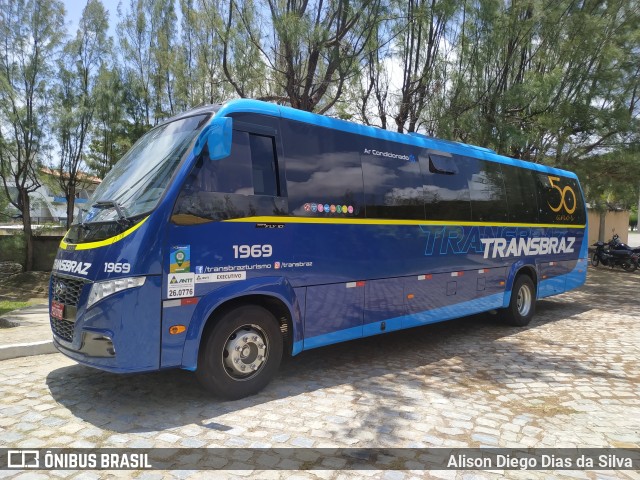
[281,120,365,216]
[467,158,508,222]
[362,146,424,220]
[502,165,539,223]
[249,134,279,196]
[196,130,253,194]
[420,153,471,221]
[536,173,585,225]
[172,129,282,223]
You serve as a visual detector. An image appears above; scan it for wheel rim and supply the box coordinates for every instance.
[516,284,532,317]
[222,324,269,380]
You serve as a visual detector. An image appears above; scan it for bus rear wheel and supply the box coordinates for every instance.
[501,275,536,326]
[196,305,283,399]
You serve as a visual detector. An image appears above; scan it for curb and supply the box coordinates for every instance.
[0,340,57,361]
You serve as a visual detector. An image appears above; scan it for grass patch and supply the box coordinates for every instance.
[0,300,29,317]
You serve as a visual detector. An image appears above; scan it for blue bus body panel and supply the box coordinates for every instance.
[164,219,585,364]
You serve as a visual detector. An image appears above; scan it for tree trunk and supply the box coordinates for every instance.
[19,189,34,272]
[66,185,76,230]
[637,185,640,231]
[598,210,606,242]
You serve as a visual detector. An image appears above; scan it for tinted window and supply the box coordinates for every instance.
[467,159,508,222]
[249,134,279,196]
[172,129,284,223]
[536,173,586,225]
[203,130,253,194]
[502,164,539,223]
[429,154,458,175]
[362,144,424,220]
[282,120,364,216]
[420,152,471,221]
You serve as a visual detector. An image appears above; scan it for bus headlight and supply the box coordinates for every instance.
[87,277,146,309]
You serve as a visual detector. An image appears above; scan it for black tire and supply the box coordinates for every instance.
[621,260,637,272]
[591,254,600,267]
[500,275,536,326]
[196,305,283,400]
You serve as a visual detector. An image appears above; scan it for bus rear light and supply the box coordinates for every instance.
[87,276,147,309]
[346,281,366,288]
[418,274,432,280]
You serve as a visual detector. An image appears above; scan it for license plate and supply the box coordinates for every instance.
[51,301,64,320]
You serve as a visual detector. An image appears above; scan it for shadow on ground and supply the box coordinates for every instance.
[46,287,609,435]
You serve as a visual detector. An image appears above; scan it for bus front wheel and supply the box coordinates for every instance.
[501,275,536,327]
[196,305,283,399]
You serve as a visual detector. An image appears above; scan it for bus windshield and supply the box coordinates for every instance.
[77,113,211,225]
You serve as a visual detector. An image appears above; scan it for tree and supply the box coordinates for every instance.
[391,0,457,133]
[118,0,180,125]
[180,0,236,105]
[438,0,640,167]
[117,0,155,126]
[53,0,110,228]
[350,0,457,132]
[150,0,178,119]
[0,0,65,271]
[86,64,130,178]
[227,0,384,113]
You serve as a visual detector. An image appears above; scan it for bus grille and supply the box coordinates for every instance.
[50,274,88,342]
[50,274,85,306]
[51,318,75,342]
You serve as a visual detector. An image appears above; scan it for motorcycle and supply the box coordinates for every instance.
[591,239,638,272]
[608,234,640,269]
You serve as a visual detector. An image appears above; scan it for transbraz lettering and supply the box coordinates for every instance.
[53,259,92,275]
[481,236,575,259]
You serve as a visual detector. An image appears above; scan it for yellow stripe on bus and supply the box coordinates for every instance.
[59,216,150,251]
[59,214,585,252]
[224,216,586,229]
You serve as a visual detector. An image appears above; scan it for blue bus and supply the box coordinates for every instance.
[49,99,588,399]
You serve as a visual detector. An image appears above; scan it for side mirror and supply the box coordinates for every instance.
[192,117,233,160]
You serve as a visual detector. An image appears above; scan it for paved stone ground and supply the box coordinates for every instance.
[0,266,639,479]
[0,305,50,346]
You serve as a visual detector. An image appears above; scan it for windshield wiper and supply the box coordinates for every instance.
[93,200,134,227]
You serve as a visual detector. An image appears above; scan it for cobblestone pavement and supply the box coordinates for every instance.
[1,267,639,479]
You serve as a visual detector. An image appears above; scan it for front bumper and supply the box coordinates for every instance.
[50,275,163,373]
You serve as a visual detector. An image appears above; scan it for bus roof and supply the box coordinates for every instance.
[209,99,578,181]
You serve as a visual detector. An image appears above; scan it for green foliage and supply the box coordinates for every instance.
[2,0,639,237]
[0,300,29,316]
[85,65,135,178]
[629,209,638,229]
[0,233,25,263]
[574,148,640,210]
[436,0,640,169]
[0,0,66,270]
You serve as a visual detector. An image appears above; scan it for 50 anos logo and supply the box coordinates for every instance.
[547,176,577,215]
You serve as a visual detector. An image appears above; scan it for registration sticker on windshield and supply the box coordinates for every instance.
[167,272,195,299]
[170,245,191,273]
